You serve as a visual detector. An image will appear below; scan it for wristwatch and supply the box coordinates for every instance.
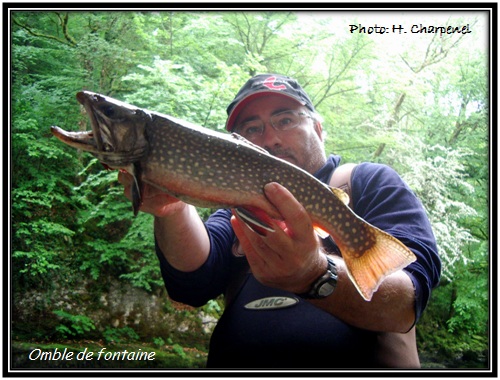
[298,255,338,299]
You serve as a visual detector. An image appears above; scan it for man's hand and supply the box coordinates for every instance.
[117,171,187,218]
[231,182,327,294]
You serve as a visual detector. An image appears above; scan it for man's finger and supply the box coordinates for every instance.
[263,182,314,238]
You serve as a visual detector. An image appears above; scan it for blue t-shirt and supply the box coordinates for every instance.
[155,155,441,368]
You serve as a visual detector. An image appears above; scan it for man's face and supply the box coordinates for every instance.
[233,94,326,174]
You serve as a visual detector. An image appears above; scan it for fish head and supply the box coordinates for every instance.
[51,91,150,169]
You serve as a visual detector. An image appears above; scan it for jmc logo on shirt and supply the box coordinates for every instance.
[244,296,299,310]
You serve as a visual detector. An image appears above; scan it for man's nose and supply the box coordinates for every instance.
[261,122,283,149]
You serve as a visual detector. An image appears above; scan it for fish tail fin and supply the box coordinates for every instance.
[341,231,416,301]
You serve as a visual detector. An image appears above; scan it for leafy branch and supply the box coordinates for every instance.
[12,12,77,47]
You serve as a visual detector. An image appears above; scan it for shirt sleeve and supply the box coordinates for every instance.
[351,163,441,322]
[154,209,237,307]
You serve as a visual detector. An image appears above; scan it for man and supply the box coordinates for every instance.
[118,74,441,368]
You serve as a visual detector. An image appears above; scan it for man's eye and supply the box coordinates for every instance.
[275,112,299,129]
[242,124,262,136]
[276,117,293,127]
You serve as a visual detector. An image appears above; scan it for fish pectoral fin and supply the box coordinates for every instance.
[329,187,350,206]
[313,225,330,239]
[233,207,275,235]
[340,232,417,301]
[130,162,143,216]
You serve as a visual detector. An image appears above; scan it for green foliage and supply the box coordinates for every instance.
[172,344,187,360]
[121,58,248,130]
[53,310,96,339]
[201,299,224,320]
[103,326,140,344]
[118,213,164,291]
[446,242,489,337]
[152,337,166,348]
[417,248,489,367]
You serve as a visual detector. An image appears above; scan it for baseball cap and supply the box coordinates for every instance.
[225,74,316,131]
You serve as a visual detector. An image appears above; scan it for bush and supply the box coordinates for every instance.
[53,310,95,339]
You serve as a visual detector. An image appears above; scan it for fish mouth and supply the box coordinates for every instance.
[51,92,119,155]
[50,126,101,153]
[51,92,149,167]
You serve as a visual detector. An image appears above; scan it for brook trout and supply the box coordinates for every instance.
[51,91,416,301]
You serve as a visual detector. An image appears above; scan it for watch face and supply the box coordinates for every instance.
[318,282,336,297]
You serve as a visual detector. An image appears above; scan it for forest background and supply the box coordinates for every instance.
[9,8,491,370]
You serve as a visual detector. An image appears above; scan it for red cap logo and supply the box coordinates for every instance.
[262,76,286,90]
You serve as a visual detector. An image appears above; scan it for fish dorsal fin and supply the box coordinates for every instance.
[329,163,358,208]
[330,187,350,205]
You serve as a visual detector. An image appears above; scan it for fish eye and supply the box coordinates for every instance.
[102,106,115,117]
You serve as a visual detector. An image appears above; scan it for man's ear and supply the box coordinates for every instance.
[314,121,324,142]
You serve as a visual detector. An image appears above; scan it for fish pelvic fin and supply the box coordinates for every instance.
[329,187,350,206]
[340,230,417,301]
[233,207,276,235]
[130,162,143,216]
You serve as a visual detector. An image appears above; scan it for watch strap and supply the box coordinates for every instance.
[297,255,338,299]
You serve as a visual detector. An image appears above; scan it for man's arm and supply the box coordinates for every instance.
[314,256,416,333]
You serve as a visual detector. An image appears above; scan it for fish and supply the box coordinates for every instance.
[51,91,416,301]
